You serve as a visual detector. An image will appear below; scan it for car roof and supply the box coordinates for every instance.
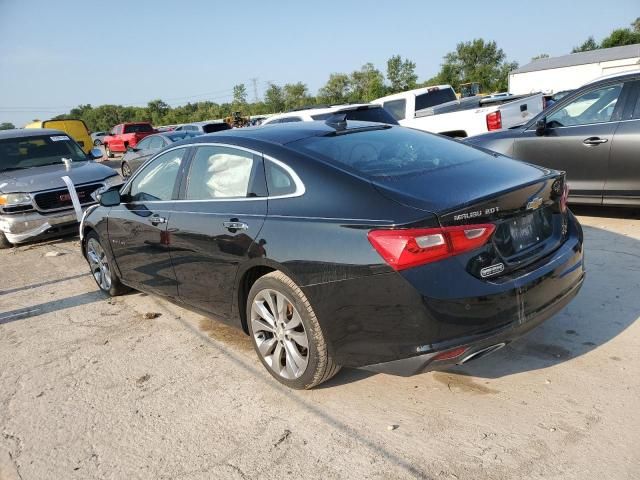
[584,69,640,86]
[175,120,389,146]
[0,128,65,139]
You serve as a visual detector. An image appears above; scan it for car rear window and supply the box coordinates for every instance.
[311,107,398,125]
[123,124,154,133]
[288,126,487,178]
[415,88,457,111]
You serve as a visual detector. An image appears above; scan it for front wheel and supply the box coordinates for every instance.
[247,271,340,389]
[121,161,132,178]
[84,231,129,296]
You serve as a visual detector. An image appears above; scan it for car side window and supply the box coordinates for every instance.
[265,160,297,196]
[547,83,623,127]
[149,137,165,149]
[383,99,406,121]
[136,137,152,150]
[185,146,262,200]
[278,117,303,123]
[128,148,186,202]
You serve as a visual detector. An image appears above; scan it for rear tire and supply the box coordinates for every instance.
[121,161,132,178]
[105,144,113,158]
[0,231,13,249]
[247,271,341,389]
[84,231,129,296]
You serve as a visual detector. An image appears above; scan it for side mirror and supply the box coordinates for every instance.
[98,188,121,207]
[535,117,547,136]
[90,147,103,159]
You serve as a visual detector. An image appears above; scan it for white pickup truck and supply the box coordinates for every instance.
[372,85,544,138]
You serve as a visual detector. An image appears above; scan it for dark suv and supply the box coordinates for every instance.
[466,71,640,206]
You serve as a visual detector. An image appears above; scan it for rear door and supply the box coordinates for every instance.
[513,81,628,204]
[108,147,189,298]
[604,80,640,205]
[169,144,268,320]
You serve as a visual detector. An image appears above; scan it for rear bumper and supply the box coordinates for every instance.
[362,271,583,376]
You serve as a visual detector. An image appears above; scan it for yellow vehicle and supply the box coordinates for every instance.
[25,119,93,153]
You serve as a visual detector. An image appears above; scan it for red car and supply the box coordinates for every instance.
[103,123,156,157]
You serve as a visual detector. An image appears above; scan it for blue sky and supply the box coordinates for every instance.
[0,0,637,126]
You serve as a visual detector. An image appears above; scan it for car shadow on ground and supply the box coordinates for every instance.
[0,290,106,325]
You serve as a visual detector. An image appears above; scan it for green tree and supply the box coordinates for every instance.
[317,73,351,104]
[232,84,248,107]
[0,122,15,130]
[600,28,640,48]
[349,63,386,102]
[386,55,418,93]
[437,39,514,92]
[283,82,310,110]
[572,36,599,53]
[146,99,169,125]
[633,17,640,32]
[531,53,550,61]
[264,83,285,113]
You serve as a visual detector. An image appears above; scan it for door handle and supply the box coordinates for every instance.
[583,137,608,146]
[149,215,167,225]
[223,220,249,231]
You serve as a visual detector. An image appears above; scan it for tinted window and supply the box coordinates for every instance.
[0,134,86,171]
[278,117,303,123]
[136,137,153,150]
[123,123,154,133]
[185,146,258,199]
[311,107,398,125]
[382,99,406,121]
[148,136,165,149]
[289,126,486,178]
[129,148,185,202]
[547,83,623,127]
[415,88,457,110]
[265,160,296,196]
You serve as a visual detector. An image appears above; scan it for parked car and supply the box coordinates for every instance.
[260,104,398,125]
[80,121,584,389]
[120,131,201,177]
[102,123,156,158]
[174,121,231,134]
[0,129,122,248]
[25,119,93,153]
[91,131,108,146]
[465,70,640,206]
[372,85,544,137]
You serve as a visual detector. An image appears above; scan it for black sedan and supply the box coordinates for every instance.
[80,121,585,389]
[466,70,640,207]
[120,131,201,177]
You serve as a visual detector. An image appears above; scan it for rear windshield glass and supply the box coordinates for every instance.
[0,134,86,171]
[123,124,154,133]
[415,88,457,110]
[288,127,487,178]
[311,107,398,125]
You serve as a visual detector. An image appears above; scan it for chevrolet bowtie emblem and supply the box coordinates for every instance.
[526,197,543,210]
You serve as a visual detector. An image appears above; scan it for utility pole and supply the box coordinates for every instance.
[250,78,260,103]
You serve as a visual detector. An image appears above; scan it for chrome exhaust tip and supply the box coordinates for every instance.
[459,342,506,365]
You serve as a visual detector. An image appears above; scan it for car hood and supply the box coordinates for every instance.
[0,161,118,194]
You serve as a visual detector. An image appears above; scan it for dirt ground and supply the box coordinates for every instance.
[1,207,639,480]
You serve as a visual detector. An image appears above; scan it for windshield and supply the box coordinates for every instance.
[288,126,487,178]
[123,124,154,133]
[0,134,87,171]
[415,88,457,110]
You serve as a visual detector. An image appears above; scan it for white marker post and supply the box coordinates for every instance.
[61,176,83,222]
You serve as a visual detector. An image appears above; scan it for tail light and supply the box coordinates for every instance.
[368,224,496,271]
[486,111,502,131]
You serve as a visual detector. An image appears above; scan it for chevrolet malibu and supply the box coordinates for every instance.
[0,129,122,248]
[80,120,585,389]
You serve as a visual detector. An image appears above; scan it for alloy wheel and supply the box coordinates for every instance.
[86,238,112,291]
[251,289,309,379]
[122,162,131,177]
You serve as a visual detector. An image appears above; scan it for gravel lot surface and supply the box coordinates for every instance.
[1,207,639,480]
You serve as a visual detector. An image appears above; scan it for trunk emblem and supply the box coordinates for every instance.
[526,197,543,211]
[481,263,504,278]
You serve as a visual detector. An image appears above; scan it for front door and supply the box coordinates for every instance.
[108,147,189,298]
[169,144,268,320]
[514,82,626,204]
